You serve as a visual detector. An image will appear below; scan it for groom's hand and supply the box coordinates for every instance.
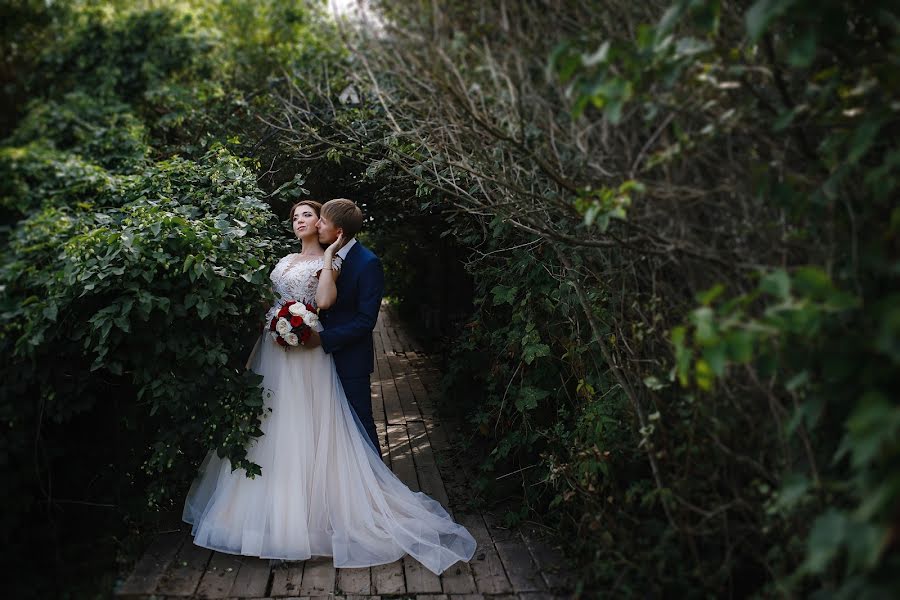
[305,329,322,349]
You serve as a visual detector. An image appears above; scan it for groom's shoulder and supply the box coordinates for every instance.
[354,241,379,263]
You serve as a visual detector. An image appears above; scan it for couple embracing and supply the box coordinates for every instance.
[182,199,475,575]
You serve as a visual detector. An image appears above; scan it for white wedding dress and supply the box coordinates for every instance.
[182,254,476,574]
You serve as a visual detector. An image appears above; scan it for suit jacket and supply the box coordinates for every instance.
[319,241,384,378]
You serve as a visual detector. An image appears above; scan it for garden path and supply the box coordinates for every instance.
[115,305,574,600]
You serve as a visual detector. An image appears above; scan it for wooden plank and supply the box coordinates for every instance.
[195,552,243,598]
[116,529,186,596]
[387,353,423,422]
[335,567,371,595]
[520,525,576,593]
[373,331,389,381]
[385,324,403,354]
[456,513,513,595]
[369,331,390,463]
[372,560,405,595]
[390,310,419,351]
[439,561,477,594]
[380,317,396,355]
[383,307,407,351]
[269,560,304,597]
[156,539,213,596]
[373,328,387,363]
[406,420,435,465]
[227,557,272,598]
[387,423,419,491]
[407,421,451,510]
[380,354,404,425]
[403,554,442,594]
[298,556,335,596]
[416,464,451,512]
[406,358,435,418]
[493,538,547,593]
[423,418,452,453]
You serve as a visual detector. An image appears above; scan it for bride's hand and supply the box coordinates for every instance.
[324,233,344,258]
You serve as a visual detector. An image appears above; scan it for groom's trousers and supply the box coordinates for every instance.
[342,375,381,453]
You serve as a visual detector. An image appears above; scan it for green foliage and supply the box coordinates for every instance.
[1,144,283,505]
[0,1,341,595]
[555,0,900,595]
[307,0,899,596]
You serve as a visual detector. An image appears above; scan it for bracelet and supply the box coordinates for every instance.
[322,267,332,271]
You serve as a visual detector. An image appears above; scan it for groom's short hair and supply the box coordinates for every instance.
[322,198,364,239]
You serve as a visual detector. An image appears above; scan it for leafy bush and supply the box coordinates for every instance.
[0,2,341,595]
[276,0,899,595]
[0,143,284,513]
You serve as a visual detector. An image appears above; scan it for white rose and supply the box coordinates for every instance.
[275,317,291,335]
[288,303,304,316]
[284,332,299,346]
[305,312,319,327]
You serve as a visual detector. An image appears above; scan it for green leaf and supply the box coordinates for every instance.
[745,0,796,42]
[671,325,692,387]
[696,283,725,306]
[643,375,667,391]
[836,392,900,469]
[724,330,754,363]
[776,473,809,510]
[522,342,551,364]
[787,29,817,67]
[491,285,518,306]
[847,118,882,165]
[760,269,791,300]
[702,344,727,376]
[516,386,550,412]
[691,307,717,345]
[803,509,848,574]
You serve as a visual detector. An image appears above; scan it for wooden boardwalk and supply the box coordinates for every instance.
[115,306,574,599]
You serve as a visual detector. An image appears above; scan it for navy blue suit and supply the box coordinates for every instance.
[320,241,384,451]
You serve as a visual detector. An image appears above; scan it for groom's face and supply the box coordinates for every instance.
[316,214,341,245]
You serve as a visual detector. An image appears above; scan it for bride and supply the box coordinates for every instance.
[182,200,476,575]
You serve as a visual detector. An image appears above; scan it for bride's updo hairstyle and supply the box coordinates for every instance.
[321,198,364,239]
[289,200,322,221]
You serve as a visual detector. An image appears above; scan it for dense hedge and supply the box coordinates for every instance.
[0,2,340,596]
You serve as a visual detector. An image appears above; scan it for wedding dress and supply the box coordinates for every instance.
[182,254,475,575]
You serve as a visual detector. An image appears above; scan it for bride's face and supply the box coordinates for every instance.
[292,206,319,240]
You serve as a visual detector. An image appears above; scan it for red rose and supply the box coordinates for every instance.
[275,336,287,347]
[290,315,303,327]
[299,328,311,343]
[269,317,277,331]
[277,306,290,318]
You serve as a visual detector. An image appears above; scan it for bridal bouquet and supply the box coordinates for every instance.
[269,300,319,347]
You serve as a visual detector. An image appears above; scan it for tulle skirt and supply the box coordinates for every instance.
[182,332,475,575]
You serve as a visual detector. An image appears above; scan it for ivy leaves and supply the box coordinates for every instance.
[1,144,284,507]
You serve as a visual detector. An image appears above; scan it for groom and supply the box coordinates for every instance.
[307,198,384,452]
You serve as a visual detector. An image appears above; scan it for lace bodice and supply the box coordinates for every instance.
[263,252,344,326]
[264,254,325,324]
